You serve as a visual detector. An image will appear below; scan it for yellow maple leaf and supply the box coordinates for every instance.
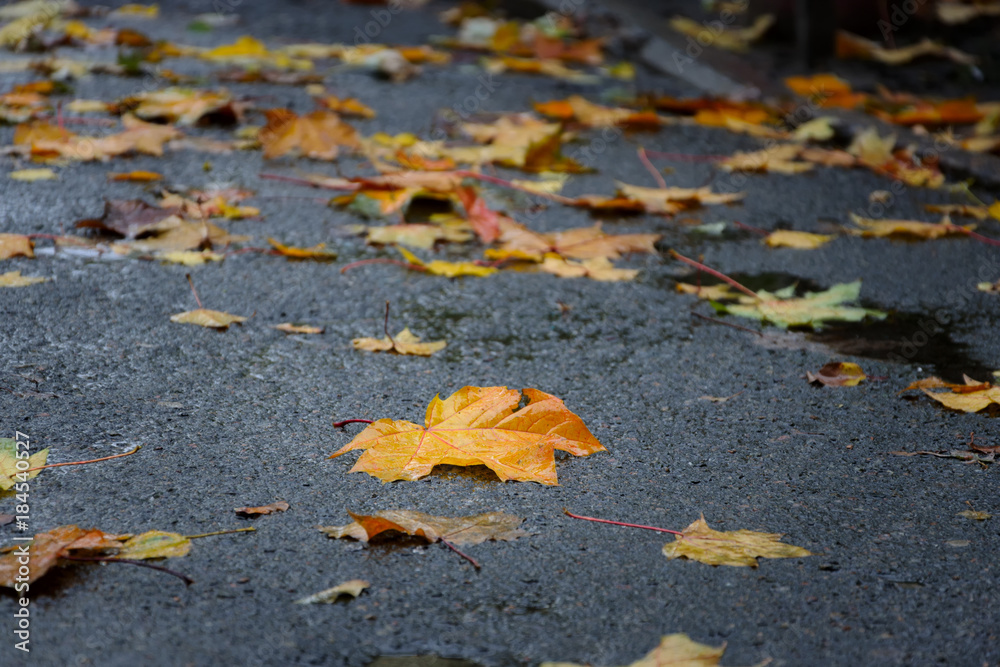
[353,328,446,356]
[662,515,812,567]
[329,386,605,484]
[0,271,48,287]
[764,230,835,249]
[398,246,497,278]
[170,309,247,330]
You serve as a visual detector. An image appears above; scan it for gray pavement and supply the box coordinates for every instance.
[1,1,999,665]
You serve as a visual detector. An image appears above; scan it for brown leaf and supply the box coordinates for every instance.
[235,501,290,517]
[260,109,360,160]
[76,199,182,238]
[0,526,127,586]
[320,509,527,545]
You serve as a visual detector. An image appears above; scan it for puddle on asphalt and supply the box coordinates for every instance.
[672,272,993,380]
[368,657,483,667]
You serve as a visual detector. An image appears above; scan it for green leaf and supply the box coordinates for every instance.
[718,280,886,329]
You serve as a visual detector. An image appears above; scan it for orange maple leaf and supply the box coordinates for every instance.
[329,386,605,485]
[260,109,359,160]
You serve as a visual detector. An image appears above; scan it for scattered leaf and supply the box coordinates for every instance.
[170,309,247,330]
[0,526,128,586]
[156,250,224,266]
[719,144,813,174]
[268,237,337,261]
[274,323,324,334]
[0,438,49,491]
[957,510,991,521]
[669,14,774,52]
[295,579,369,604]
[353,328,446,356]
[10,167,56,181]
[542,633,726,667]
[763,230,835,249]
[807,362,867,387]
[260,109,359,160]
[497,220,659,261]
[713,281,886,330]
[329,386,605,484]
[0,233,34,259]
[662,515,812,567]
[320,509,527,545]
[398,246,497,278]
[902,375,1000,413]
[0,271,49,287]
[116,530,191,560]
[235,501,290,517]
[848,214,972,240]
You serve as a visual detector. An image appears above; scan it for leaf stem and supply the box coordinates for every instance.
[637,147,666,189]
[23,445,142,473]
[383,300,394,345]
[185,527,256,540]
[439,537,480,569]
[563,509,684,536]
[668,250,760,300]
[691,311,763,336]
[732,220,769,236]
[59,555,194,585]
[332,418,374,428]
[185,273,203,308]
[945,224,1000,247]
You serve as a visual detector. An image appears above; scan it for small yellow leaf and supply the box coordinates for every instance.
[0,234,34,259]
[353,328,446,356]
[157,250,224,266]
[542,633,726,667]
[0,271,48,287]
[268,237,337,261]
[274,323,324,334]
[764,230,835,249]
[295,579,370,604]
[10,168,57,181]
[0,439,48,491]
[398,246,496,278]
[108,170,162,182]
[116,530,191,559]
[806,362,867,387]
[170,309,247,330]
[662,515,812,567]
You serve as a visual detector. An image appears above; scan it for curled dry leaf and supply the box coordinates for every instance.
[235,500,290,517]
[353,328,446,356]
[170,309,247,330]
[0,526,129,586]
[719,144,813,174]
[497,220,659,261]
[662,515,812,568]
[320,509,527,546]
[157,250,225,266]
[542,633,726,667]
[807,362,867,387]
[365,223,472,249]
[274,323,324,334]
[0,233,34,259]
[0,271,49,287]
[329,386,605,485]
[295,579,370,605]
[0,438,48,491]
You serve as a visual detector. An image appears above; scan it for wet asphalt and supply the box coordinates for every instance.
[0,1,999,665]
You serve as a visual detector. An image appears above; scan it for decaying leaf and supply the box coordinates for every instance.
[268,238,337,261]
[542,633,726,667]
[260,109,359,160]
[578,182,745,216]
[321,509,527,545]
[0,271,49,287]
[848,214,972,240]
[274,323,324,334]
[235,500,290,517]
[0,526,128,586]
[662,515,812,567]
[712,281,886,329]
[763,230,835,249]
[365,223,472,249]
[295,579,369,605]
[353,328,446,356]
[329,386,605,484]
[836,31,977,67]
[170,309,247,330]
[16,115,182,162]
[901,375,1000,413]
[0,438,49,491]
[0,233,34,259]
[807,362,866,387]
[114,88,241,126]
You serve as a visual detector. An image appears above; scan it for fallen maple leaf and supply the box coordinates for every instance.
[836,31,977,67]
[75,199,182,238]
[763,230,835,249]
[848,214,972,240]
[329,386,605,484]
[719,144,813,174]
[0,271,49,287]
[114,87,242,126]
[958,510,992,521]
[901,375,1000,413]
[235,501,290,517]
[268,237,337,261]
[0,438,48,491]
[542,633,726,667]
[260,109,359,160]
[538,255,638,282]
[397,247,497,278]
[156,250,225,266]
[497,220,659,261]
[807,362,866,387]
[0,233,33,259]
[295,579,369,605]
[534,95,665,129]
[353,328,446,356]
[9,167,56,181]
[662,515,812,567]
[320,509,527,545]
[714,280,886,330]
[108,170,162,182]
[170,309,247,330]
[116,530,192,560]
[365,223,472,249]
[0,526,128,586]
[670,14,774,51]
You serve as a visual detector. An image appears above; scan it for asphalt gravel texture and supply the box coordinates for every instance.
[1,1,999,666]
